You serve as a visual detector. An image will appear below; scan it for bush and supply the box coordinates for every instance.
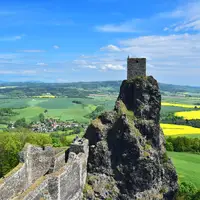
[39,113,45,123]
[176,182,198,200]
[166,141,174,151]
[193,191,200,200]
[14,118,27,128]
[0,130,52,177]
[166,136,200,153]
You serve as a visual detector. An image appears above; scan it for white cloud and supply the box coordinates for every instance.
[0,53,18,59]
[73,59,96,69]
[111,33,200,75]
[95,1,200,34]
[119,34,200,59]
[174,19,200,32]
[21,70,37,74]
[0,70,36,75]
[101,64,125,71]
[80,54,97,59]
[0,70,16,74]
[0,35,23,41]
[163,1,200,32]
[77,33,200,81]
[100,45,121,52]
[84,65,96,69]
[36,62,48,66]
[53,45,60,49]
[96,19,140,33]
[73,60,88,65]
[19,50,45,53]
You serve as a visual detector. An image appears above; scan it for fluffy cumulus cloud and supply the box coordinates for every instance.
[119,34,200,69]
[77,31,200,83]
[72,58,125,71]
[100,45,121,52]
[101,64,125,71]
[72,59,97,69]
[99,33,200,78]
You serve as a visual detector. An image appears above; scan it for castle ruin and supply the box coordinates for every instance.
[127,57,146,80]
[0,138,89,200]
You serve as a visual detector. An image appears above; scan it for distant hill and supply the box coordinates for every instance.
[0,80,200,98]
[159,82,200,93]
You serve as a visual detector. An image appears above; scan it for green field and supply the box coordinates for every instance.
[0,99,30,108]
[161,105,195,114]
[0,96,116,125]
[11,107,45,122]
[162,96,200,105]
[168,152,200,188]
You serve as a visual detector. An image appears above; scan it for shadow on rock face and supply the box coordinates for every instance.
[84,76,178,200]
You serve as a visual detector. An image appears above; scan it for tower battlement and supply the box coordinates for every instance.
[127,57,146,80]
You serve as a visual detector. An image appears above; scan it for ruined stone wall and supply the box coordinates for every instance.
[14,139,89,200]
[48,149,67,173]
[25,145,54,185]
[0,138,89,200]
[0,164,27,200]
[0,144,54,200]
[127,58,146,80]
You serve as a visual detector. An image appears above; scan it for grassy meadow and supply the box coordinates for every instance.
[0,96,116,124]
[168,152,200,188]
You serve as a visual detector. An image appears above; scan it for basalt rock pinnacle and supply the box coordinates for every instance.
[84,76,178,200]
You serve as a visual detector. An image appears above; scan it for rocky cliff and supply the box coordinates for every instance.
[84,76,178,200]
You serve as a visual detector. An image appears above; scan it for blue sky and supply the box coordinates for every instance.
[0,0,200,85]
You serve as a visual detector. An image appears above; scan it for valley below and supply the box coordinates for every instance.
[0,80,200,199]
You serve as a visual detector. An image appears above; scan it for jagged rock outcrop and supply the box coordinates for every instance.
[84,76,178,200]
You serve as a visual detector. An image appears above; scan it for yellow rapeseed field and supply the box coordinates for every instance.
[33,95,56,98]
[161,102,200,108]
[160,123,200,136]
[175,110,200,120]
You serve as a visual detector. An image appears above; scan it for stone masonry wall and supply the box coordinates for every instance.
[0,164,27,200]
[127,58,146,80]
[0,144,54,200]
[25,145,54,185]
[0,138,89,200]
[48,149,67,173]
[14,139,89,200]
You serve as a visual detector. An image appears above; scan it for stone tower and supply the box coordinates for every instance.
[127,57,146,80]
